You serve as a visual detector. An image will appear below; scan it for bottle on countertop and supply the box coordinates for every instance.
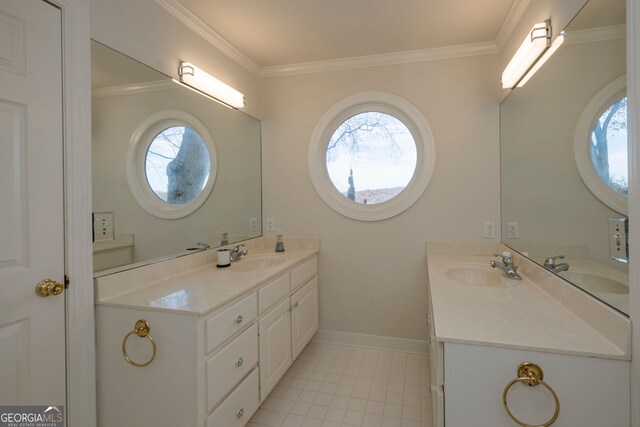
[275,228,285,253]
[220,227,229,246]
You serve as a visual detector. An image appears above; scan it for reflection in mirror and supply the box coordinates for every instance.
[91,41,262,275]
[500,0,628,314]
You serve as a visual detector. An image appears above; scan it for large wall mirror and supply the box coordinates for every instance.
[91,41,262,276]
[500,0,628,314]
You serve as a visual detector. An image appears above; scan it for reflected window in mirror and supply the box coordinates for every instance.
[590,96,627,196]
[145,126,211,204]
[574,75,627,215]
[127,110,218,219]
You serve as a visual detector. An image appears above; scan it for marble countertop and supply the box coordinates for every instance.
[95,247,318,316]
[427,253,630,360]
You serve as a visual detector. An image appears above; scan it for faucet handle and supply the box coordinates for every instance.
[232,244,248,255]
[544,255,564,267]
[493,252,512,264]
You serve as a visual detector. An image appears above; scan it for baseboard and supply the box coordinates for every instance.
[312,329,428,354]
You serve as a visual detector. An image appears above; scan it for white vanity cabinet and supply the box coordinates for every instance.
[259,258,319,400]
[426,252,632,427]
[96,253,319,427]
[427,305,630,427]
[441,343,630,427]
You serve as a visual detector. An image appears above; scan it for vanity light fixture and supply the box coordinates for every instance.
[501,20,552,89]
[516,32,565,87]
[177,61,245,109]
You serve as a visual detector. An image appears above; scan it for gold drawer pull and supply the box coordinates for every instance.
[503,362,559,427]
[122,320,157,368]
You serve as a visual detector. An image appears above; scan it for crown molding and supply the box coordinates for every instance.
[564,24,626,45]
[495,0,531,50]
[259,42,499,78]
[153,0,261,76]
[92,79,177,98]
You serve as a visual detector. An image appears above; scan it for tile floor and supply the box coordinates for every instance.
[248,342,433,427]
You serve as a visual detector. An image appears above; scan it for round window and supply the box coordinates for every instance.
[145,126,211,204]
[326,112,417,205]
[127,110,217,219]
[574,75,627,214]
[589,96,627,196]
[309,92,435,221]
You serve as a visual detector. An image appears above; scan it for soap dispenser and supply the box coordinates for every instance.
[275,228,285,253]
[220,227,229,246]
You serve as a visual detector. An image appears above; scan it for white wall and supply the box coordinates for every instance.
[260,57,502,340]
[90,0,260,117]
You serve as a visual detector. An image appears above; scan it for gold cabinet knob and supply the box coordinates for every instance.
[35,279,64,297]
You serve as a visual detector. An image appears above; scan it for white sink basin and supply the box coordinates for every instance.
[559,271,628,294]
[231,254,285,272]
[443,263,504,286]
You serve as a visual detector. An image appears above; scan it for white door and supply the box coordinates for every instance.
[258,299,292,401]
[0,0,66,408]
[290,277,319,360]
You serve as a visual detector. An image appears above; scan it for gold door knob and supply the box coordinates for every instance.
[35,279,64,297]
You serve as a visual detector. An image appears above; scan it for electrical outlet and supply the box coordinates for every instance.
[484,221,496,239]
[93,212,114,242]
[266,217,275,232]
[507,222,519,239]
[249,218,258,231]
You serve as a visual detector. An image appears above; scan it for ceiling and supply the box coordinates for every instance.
[177,0,516,67]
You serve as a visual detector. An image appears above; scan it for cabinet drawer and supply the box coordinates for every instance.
[206,293,257,354]
[207,323,258,411]
[291,257,317,290]
[258,272,290,314]
[207,368,260,427]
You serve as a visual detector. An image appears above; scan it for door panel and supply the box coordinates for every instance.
[291,278,319,360]
[258,299,292,401]
[0,100,26,268]
[0,0,65,406]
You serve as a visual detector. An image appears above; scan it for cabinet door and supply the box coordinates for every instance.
[444,342,630,427]
[259,299,292,401]
[291,277,319,360]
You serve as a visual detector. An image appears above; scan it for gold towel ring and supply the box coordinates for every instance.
[503,362,560,427]
[122,320,157,368]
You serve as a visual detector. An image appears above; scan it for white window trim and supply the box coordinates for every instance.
[126,109,217,219]
[574,75,627,215]
[308,91,435,221]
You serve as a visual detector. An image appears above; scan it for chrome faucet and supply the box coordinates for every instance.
[490,253,522,280]
[187,242,210,251]
[544,255,569,273]
[230,244,248,262]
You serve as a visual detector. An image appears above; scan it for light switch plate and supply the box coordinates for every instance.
[609,217,628,263]
[93,212,115,242]
[484,221,496,239]
[266,218,275,232]
[507,222,519,239]
[249,218,258,231]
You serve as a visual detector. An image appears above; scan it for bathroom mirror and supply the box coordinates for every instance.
[91,41,262,275]
[500,0,628,314]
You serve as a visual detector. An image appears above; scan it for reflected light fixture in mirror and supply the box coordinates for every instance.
[517,32,565,87]
[177,61,245,109]
[501,20,552,89]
